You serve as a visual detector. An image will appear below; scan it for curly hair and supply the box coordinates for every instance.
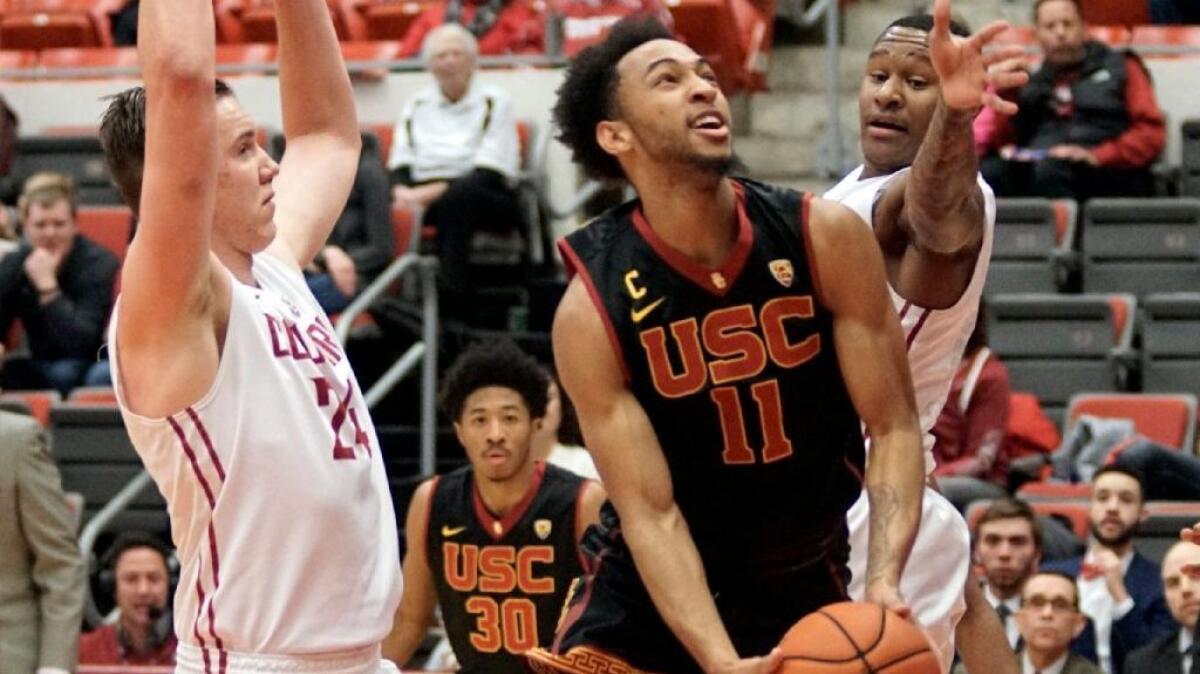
[552,16,673,181]
[439,339,550,422]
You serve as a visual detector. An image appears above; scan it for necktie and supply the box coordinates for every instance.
[996,603,1012,624]
[1189,627,1200,674]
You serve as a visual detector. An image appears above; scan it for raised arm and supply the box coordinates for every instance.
[808,197,925,616]
[114,0,222,416]
[554,280,779,674]
[382,479,438,666]
[268,0,361,267]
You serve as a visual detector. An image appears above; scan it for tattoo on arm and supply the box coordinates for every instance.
[866,484,900,585]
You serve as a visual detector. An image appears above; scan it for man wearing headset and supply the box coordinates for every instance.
[78,533,176,666]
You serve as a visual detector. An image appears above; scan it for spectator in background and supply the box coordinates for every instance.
[1150,0,1200,25]
[78,532,176,666]
[398,0,543,58]
[0,408,86,674]
[305,136,394,314]
[388,24,524,318]
[973,498,1044,652]
[531,372,599,480]
[1015,572,1103,674]
[933,301,1012,512]
[1112,439,1200,502]
[1124,541,1200,674]
[976,0,1166,201]
[1042,467,1176,674]
[554,0,673,56]
[0,172,118,395]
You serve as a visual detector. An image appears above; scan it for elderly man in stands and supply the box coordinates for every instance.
[0,172,118,396]
[387,23,523,320]
[976,0,1166,201]
[78,533,176,666]
[1042,467,1175,674]
[1125,541,1200,674]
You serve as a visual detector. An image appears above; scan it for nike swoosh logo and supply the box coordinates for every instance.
[631,297,666,324]
[442,526,466,537]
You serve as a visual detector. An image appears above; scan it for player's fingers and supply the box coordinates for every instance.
[982,45,1028,67]
[988,71,1030,91]
[983,93,1018,116]
[1182,526,1200,542]
[972,20,1011,47]
[931,0,950,38]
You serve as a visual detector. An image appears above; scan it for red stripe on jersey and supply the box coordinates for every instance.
[193,556,212,674]
[558,239,632,384]
[906,308,932,351]
[168,416,217,508]
[205,520,227,671]
[188,407,226,482]
[898,301,912,322]
[473,461,546,541]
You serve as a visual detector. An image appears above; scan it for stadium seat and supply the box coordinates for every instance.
[0,49,37,70]
[214,43,277,67]
[1031,501,1091,540]
[1139,502,1200,563]
[1066,392,1197,453]
[361,0,428,41]
[1141,292,1200,398]
[9,135,122,205]
[0,1,110,50]
[340,40,401,66]
[1131,25,1200,57]
[218,0,351,43]
[38,46,139,71]
[664,0,772,92]
[1017,482,1091,501]
[1079,0,1148,27]
[988,198,1077,294]
[0,390,60,427]
[1184,119,1200,198]
[67,386,118,405]
[76,206,132,261]
[1080,198,1200,296]
[363,122,394,165]
[1086,25,1131,47]
[987,293,1136,426]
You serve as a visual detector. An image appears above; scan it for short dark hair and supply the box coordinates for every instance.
[103,531,171,573]
[438,339,550,422]
[1033,0,1082,22]
[974,497,1043,551]
[552,16,673,181]
[1022,570,1081,610]
[1091,465,1145,502]
[99,79,234,216]
[880,13,972,41]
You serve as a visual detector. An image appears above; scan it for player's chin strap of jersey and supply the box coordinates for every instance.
[116,605,173,658]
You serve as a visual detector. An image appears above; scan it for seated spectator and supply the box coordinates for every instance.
[0,173,118,395]
[974,498,1044,651]
[1015,571,1103,674]
[1150,0,1200,24]
[531,372,599,480]
[388,24,524,319]
[1113,439,1200,501]
[975,0,1166,201]
[555,0,673,55]
[933,301,1012,512]
[1042,467,1176,674]
[1125,541,1200,674]
[305,137,394,314]
[398,0,543,58]
[79,532,176,666]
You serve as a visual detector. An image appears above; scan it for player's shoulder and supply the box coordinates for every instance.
[542,462,586,490]
[563,198,640,256]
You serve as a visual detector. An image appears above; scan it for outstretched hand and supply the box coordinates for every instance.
[929,0,1030,114]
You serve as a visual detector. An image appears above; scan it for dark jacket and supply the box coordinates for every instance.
[1015,41,1133,150]
[325,149,394,286]
[0,236,119,360]
[1123,630,1185,674]
[1042,553,1177,674]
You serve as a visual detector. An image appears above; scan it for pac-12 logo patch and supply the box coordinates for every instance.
[769,259,794,287]
[534,519,553,540]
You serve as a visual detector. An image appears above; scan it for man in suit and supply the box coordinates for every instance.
[1042,466,1176,674]
[1124,541,1200,674]
[0,409,86,674]
[1015,571,1102,674]
[976,497,1045,650]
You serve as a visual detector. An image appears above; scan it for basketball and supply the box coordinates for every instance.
[778,602,940,674]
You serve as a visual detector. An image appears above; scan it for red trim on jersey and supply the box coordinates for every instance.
[798,193,824,305]
[630,179,753,298]
[843,455,865,487]
[187,408,226,482]
[423,475,441,552]
[558,239,632,384]
[898,301,912,322]
[205,520,227,672]
[473,461,547,541]
[193,568,211,674]
[168,416,217,508]
[549,547,608,653]
[905,308,932,351]
[572,480,597,572]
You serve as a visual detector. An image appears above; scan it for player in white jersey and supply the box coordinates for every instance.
[96,0,401,671]
[822,3,1028,673]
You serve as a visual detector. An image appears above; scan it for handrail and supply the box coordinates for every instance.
[78,470,155,628]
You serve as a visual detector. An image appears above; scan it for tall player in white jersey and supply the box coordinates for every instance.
[96,0,402,671]
[822,2,1028,672]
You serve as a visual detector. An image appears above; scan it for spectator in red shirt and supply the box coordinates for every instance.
[933,301,1012,513]
[398,0,543,58]
[975,0,1166,201]
[78,533,176,666]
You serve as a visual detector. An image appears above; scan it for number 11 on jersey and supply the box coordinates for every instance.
[710,379,794,464]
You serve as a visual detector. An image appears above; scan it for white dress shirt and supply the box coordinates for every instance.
[1078,548,1136,674]
[1181,627,1194,674]
[985,584,1024,649]
[1023,651,1069,674]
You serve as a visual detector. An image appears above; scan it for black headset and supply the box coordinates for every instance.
[97,532,180,653]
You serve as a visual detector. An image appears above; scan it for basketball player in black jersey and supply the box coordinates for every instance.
[526,18,926,674]
[382,340,605,673]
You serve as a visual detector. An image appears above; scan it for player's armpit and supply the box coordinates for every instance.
[382,478,439,666]
[575,480,606,545]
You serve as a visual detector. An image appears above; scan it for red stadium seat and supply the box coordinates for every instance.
[1132,25,1200,48]
[1086,25,1131,47]
[1051,198,1077,245]
[1017,482,1092,501]
[0,49,38,69]
[0,390,61,427]
[38,46,138,71]
[341,40,401,64]
[66,385,118,405]
[363,122,395,164]
[665,0,773,92]
[361,0,427,41]
[0,12,104,49]
[1031,501,1091,539]
[76,206,133,262]
[219,0,350,43]
[391,203,416,255]
[1080,0,1148,27]
[214,43,277,65]
[1066,392,1197,452]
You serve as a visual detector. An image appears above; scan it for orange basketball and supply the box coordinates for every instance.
[777,601,939,674]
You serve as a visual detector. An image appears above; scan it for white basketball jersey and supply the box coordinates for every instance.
[824,166,995,474]
[109,252,402,661]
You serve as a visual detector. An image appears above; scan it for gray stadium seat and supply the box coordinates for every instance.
[9,135,122,205]
[1141,292,1200,397]
[1184,119,1200,197]
[988,198,1077,294]
[1081,198,1200,295]
[988,293,1136,426]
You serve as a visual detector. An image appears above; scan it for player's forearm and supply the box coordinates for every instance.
[955,579,1019,674]
[380,619,427,666]
[904,101,981,252]
[622,505,739,673]
[275,0,357,142]
[863,427,924,591]
[137,0,214,84]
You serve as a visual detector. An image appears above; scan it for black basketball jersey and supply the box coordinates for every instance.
[426,462,587,674]
[561,178,865,583]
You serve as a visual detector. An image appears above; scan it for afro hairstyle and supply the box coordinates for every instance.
[552,16,674,181]
[439,339,551,422]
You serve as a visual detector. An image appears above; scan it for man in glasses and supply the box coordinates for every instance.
[1015,572,1102,674]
